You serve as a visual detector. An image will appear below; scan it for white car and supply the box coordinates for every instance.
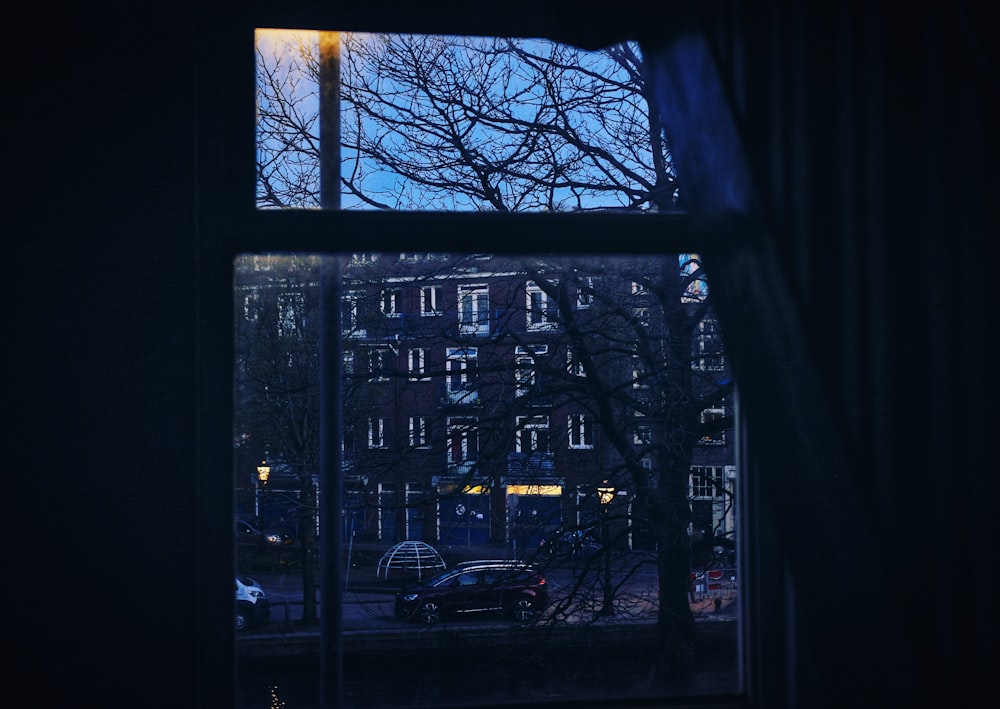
[235,576,270,632]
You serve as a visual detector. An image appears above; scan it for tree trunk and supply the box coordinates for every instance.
[652,468,696,692]
[299,476,319,625]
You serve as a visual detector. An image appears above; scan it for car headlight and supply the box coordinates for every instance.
[400,593,419,602]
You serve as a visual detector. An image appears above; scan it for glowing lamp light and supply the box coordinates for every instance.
[597,480,615,506]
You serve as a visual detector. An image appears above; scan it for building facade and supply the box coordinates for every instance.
[330,252,736,559]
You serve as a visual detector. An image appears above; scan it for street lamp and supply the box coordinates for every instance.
[257,459,271,484]
[597,480,615,617]
[256,459,271,535]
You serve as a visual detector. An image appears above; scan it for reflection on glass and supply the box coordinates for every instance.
[234,252,739,707]
[256,30,680,213]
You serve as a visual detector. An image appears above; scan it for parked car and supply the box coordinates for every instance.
[394,560,548,625]
[235,576,270,632]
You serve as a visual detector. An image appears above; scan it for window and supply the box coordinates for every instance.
[366,346,394,382]
[568,413,594,449]
[633,423,653,446]
[446,347,478,402]
[566,346,586,377]
[691,465,724,498]
[694,315,726,371]
[515,345,547,398]
[380,286,401,316]
[699,406,727,445]
[341,291,362,336]
[368,417,388,448]
[407,347,428,380]
[515,415,549,453]
[526,281,557,331]
[409,416,429,447]
[236,23,744,709]
[576,277,594,308]
[458,284,489,335]
[420,285,443,316]
[447,416,479,471]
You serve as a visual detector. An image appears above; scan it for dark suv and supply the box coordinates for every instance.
[394,560,548,625]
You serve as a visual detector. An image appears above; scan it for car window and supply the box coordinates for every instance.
[457,572,478,586]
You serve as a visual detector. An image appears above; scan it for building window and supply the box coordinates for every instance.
[341,291,363,337]
[576,277,594,308]
[568,413,594,449]
[367,346,394,382]
[633,423,653,446]
[694,314,726,371]
[446,347,478,402]
[458,284,489,335]
[691,465,724,498]
[368,417,388,449]
[699,406,727,445]
[515,415,550,453]
[408,347,429,380]
[381,287,402,317]
[526,281,557,331]
[409,416,429,447]
[515,345,547,398]
[421,284,443,316]
[447,416,479,472]
[567,346,586,377]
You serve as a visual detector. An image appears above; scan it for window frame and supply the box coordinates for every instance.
[201,13,754,709]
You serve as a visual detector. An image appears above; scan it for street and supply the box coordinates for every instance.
[244,561,736,633]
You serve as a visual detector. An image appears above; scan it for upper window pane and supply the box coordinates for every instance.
[256,29,680,212]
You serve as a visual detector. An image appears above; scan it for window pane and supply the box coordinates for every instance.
[256,30,680,213]
[234,252,740,707]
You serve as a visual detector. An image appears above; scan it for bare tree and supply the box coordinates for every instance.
[256,32,677,212]
[234,254,322,625]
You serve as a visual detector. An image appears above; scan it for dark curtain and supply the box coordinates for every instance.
[640,1,996,706]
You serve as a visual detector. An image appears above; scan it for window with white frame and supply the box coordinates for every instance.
[367,346,394,382]
[380,286,402,316]
[691,465,724,498]
[421,284,443,316]
[515,345,547,398]
[694,314,726,371]
[409,416,429,447]
[633,423,653,445]
[566,346,586,377]
[341,291,363,337]
[515,415,549,452]
[526,281,557,331]
[568,413,594,449]
[699,405,727,445]
[458,284,489,335]
[446,347,478,401]
[447,416,479,471]
[408,347,429,380]
[368,417,388,448]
